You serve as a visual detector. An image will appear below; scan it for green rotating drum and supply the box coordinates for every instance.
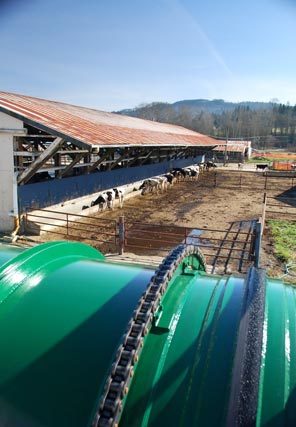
[0,241,294,426]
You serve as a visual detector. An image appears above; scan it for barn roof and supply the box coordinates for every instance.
[0,91,219,148]
[213,145,246,153]
[213,140,251,153]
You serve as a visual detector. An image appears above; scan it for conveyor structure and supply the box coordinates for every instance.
[0,241,294,426]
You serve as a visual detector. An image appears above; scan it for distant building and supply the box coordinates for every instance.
[210,140,252,163]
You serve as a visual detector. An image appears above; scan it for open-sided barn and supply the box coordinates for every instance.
[0,91,219,231]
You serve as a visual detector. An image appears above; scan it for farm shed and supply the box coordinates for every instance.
[211,140,252,163]
[0,92,219,231]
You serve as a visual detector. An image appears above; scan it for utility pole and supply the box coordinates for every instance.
[223,128,228,166]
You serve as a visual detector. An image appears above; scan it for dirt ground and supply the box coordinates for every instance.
[90,170,295,278]
[27,169,295,279]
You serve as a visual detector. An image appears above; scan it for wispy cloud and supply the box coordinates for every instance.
[163,0,234,79]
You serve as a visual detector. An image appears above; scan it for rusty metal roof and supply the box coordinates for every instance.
[213,140,250,153]
[214,144,247,153]
[0,91,219,148]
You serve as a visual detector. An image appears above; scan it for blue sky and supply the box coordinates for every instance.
[0,0,295,110]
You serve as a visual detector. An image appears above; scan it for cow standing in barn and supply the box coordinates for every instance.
[91,193,108,210]
[205,161,217,171]
[164,173,176,185]
[106,190,116,209]
[113,188,124,208]
[139,179,161,195]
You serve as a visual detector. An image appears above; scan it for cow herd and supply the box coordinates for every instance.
[139,165,201,195]
[82,163,214,212]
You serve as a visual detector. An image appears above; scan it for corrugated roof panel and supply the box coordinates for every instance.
[214,144,246,153]
[0,92,219,148]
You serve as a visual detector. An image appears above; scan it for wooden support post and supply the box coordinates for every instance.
[139,150,154,165]
[58,152,86,178]
[87,149,113,173]
[109,149,129,171]
[126,149,145,167]
[17,137,64,184]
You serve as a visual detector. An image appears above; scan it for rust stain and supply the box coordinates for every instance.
[0,91,219,148]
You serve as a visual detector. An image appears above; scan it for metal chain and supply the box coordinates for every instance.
[92,244,206,427]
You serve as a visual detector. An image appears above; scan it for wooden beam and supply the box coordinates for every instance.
[17,137,64,185]
[23,134,56,138]
[57,149,89,155]
[109,149,129,170]
[58,152,86,178]
[87,150,114,173]
[139,149,155,165]
[126,149,147,167]
[14,149,89,157]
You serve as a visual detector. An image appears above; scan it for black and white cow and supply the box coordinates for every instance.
[91,193,108,210]
[139,179,161,195]
[184,166,200,180]
[165,173,177,185]
[113,188,124,208]
[154,176,169,192]
[106,190,116,209]
[205,161,217,171]
[171,168,187,180]
[256,164,269,171]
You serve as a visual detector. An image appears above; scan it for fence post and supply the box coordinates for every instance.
[118,216,125,255]
[254,220,262,268]
[66,213,69,238]
[264,174,267,190]
[261,193,267,233]
[214,172,217,187]
[239,173,242,188]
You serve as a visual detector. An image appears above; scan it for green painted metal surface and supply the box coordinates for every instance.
[0,242,295,426]
[120,270,245,427]
[0,241,154,427]
[257,279,296,426]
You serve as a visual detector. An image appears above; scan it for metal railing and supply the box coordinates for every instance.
[23,209,258,273]
[24,209,118,251]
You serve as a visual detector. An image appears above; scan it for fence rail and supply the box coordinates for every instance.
[23,209,258,274]
[24,209,119,251]
[263,193,296,222]
[197,171,296,192]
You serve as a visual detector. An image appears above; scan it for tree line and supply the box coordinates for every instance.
[119,102,296,150]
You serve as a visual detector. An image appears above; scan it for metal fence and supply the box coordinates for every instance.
[262,193,296,222]
[122,219,256,274]
[24,209,118,252]
[200,170,296,192]
[23,209,259,274]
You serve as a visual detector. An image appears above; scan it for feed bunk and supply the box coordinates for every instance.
[0,241,294,426]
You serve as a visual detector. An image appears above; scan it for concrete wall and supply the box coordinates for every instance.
[18,155,204,212]
[0,112,24,232]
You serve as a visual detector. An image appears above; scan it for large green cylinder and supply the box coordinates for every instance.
[0,241,295,426]
[0,241,153,427]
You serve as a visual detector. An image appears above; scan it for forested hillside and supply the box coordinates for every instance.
[118,100,296,150]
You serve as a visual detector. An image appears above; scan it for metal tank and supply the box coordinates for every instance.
[0,241,294,427]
